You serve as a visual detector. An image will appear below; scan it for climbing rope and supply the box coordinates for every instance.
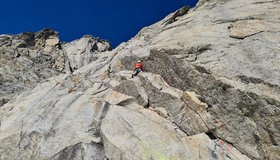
[181,96,241,160]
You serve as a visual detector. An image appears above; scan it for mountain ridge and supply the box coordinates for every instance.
[0,28,111,106]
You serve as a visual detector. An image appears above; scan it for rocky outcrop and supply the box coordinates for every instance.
[63,35,111,70]
[0,0,280,159]
[162,6,190,26]
[229,20,280,39]
[0,29,111,106]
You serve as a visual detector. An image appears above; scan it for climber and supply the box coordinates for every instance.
[131,60,143,78]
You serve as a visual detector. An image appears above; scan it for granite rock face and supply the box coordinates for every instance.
[0,29,111,106]
[1,0,280,159]
[63,35,111,70]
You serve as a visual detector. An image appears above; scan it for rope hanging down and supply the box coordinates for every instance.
[181,96,240,160]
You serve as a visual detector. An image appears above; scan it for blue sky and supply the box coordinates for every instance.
[0,0,198,47]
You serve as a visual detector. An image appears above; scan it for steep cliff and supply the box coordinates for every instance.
[0,0,279,159]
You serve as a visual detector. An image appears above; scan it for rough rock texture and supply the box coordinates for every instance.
[0,29,111,106]
[1,0,280,159]
[63,35,112,70]
[0,67,249,160]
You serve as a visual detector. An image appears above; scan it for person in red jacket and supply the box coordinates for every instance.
[132,60,143,78]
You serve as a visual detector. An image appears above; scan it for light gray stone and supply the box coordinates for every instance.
[0,29,112,107]
[0,0,279,159]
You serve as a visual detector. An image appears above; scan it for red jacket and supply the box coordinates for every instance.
[133,63,143,70]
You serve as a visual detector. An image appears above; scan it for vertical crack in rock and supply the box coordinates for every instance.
[61,44,73,74]
[17,121,24,152]
[97,101,110,130]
